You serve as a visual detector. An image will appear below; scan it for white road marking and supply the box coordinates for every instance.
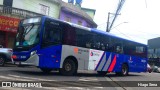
[8,74,56,81]
[79,77,98,81]
[0,75,32,81]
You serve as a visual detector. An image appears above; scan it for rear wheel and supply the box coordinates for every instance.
[40,68,52,73]
[59,59,77,76]
[97,71,107,76]
[116,64,128,76]
[0,56,5,66]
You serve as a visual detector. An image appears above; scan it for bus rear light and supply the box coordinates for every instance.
[56,60,58,62]
[12,55,17,59]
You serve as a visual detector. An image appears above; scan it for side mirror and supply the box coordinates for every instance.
[0,45,3,48]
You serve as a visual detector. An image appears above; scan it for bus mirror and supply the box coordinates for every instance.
[0,45,3,48]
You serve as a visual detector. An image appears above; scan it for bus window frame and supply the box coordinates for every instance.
[41,19,62,48]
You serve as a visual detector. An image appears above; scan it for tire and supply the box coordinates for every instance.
[116,64,129,76]
[40,68,52,73]
[17,62,22,67]
[59,59,77,76]
[0,56,5,66]
[97,71,107,76]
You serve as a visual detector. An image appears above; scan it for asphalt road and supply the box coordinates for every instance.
[0,64,160,90]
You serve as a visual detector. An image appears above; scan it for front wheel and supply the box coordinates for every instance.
[59,59,77,76]
[0,56,5,66]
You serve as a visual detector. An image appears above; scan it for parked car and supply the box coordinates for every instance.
[158,67,160,73]
[152,66,160,73]
[0,45,13,66]
[147,64,152,73]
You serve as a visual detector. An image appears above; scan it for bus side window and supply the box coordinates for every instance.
[63,26,76,46]
[116,45,123,53]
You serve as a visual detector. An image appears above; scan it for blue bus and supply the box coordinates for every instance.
[12,16,147,76]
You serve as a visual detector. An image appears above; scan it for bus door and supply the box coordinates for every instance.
[39,19,62,68]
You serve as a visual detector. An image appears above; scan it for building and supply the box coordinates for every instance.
[148,37,160,66]
[59,2,97,28]
[81,8,96,20]
[12,0,61,18]
[0,0,96,48]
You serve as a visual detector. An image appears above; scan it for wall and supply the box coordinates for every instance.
[0,0,3,5]
[81,8,95,19]
[60,10,91,27]
[12,0,60,18]
[148,37,160,49]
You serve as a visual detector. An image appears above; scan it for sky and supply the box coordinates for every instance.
[62,0,160,44]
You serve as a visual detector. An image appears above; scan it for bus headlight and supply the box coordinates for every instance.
[30,51,37,56]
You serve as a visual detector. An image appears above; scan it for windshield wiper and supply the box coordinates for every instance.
[24,23,34,36]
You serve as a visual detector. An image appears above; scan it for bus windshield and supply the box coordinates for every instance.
[15,18,41,47]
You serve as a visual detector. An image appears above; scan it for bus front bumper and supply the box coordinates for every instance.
[12,54,39,66]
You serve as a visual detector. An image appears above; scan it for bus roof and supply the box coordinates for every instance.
[42,16,146,46]
[91,28,147,46]
[43,16,91,31]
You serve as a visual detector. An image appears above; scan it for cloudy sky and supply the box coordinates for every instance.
[63,0,160,44]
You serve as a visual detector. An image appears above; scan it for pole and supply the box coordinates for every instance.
[106,12,110,32]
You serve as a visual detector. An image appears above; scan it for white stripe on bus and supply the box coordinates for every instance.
[102,54,112,71]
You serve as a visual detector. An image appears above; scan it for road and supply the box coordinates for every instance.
[0,64,160,90]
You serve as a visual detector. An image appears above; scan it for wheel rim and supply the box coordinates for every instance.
[0,57,4,65]
[65,63,72,71]
[122,66,127,75]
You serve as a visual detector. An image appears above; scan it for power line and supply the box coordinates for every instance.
[113,28,159,40]
[145,0,148,8]
[132,30,160,36]
[114,28,133,40]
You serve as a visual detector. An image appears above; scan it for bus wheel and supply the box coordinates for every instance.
[116,64,129,76]
[60,59,77,76]
[40,68,52,73]
[97,71,107,76]
[118,64,129,76]
[0,56,5,66]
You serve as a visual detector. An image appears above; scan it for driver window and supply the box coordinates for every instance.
[42,19,62,47]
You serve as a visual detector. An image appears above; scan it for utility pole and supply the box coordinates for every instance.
[106,0,125,32]
[106,12,120,32]
[106,12,110,32]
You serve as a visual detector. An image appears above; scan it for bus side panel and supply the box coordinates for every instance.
[111,54,125,72]
[111,54,137,72]
[38,45,62,69]
[96,52,120,72]
[104,53,138,73]
[133,57,147,72]
[60,45,89,70]
[127,56,147,72]
[112,54,147,72]
[103,53,122,72]
[99,52,113,72]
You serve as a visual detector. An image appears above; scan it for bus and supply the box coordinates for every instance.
[12,16,148,76]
